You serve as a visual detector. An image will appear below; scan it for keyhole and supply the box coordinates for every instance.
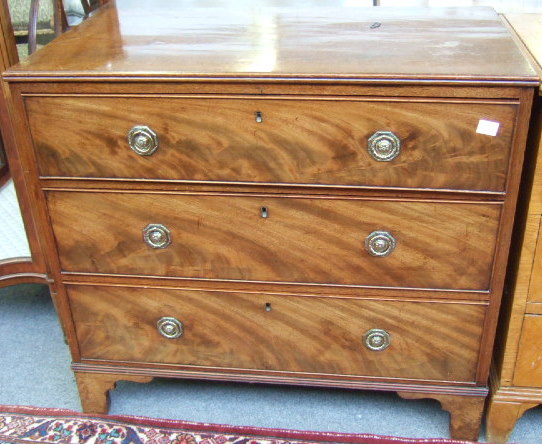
[265,302,272,312]
[261,207,269,218]
[255,111,263,123]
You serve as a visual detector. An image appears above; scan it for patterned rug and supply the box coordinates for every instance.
[0,405,475,444]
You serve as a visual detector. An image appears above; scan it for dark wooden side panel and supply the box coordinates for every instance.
[26,96,516,191]
[68,285,485,382]
[47,191,501,290]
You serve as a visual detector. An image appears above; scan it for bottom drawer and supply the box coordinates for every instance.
[68,285,485,383]
[513,315,542,386]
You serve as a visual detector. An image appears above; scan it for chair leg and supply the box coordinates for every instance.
[28,0,39,54]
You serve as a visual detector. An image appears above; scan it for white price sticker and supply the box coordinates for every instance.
[476,119,500,137]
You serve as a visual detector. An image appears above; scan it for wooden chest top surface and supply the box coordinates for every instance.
[4,0,538,85]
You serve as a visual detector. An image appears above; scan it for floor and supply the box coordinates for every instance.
[1,284,542,444]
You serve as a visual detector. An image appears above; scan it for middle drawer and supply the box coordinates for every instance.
[47,191,500,291]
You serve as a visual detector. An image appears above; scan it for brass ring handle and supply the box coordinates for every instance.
[157,317,183,339]
[143,223,171,249]
[368,130,401,161]
[365,230,396,257]
[128,125,159,156]
[363,328,390,351]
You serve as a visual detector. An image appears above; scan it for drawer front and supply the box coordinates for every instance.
[47,192,500,290]
[513,315,542,387]
[527,216,542,303]
[27,96,516,191]
[68,285,485,382]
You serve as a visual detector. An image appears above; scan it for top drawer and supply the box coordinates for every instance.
[25,96,517,192]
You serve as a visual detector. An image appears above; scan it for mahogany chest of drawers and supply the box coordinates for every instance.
[4,2,538,440]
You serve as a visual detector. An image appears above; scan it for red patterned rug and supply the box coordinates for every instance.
[0,405,475,444]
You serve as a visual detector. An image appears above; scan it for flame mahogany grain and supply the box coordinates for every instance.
[4,3,537,440]
[25,96,517,192]
[46,191,501,291]
[68,285,486,382]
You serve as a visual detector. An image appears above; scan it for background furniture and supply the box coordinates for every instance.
[486,13,542,444]
[0,0,48,286]
[4,2,537,441]
[0,0,18,186]
[8,0,87,60]
[0,0,108,287]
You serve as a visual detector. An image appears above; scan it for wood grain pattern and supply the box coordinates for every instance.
[5,2,537,84]
[494,215,541,385]
[523,95,542,215]
[68,285,485,382]
[527,217,542,303]
[486,399,538,444]
[75,372,153,414]
[0,0,16,186]
[46,191,501,290]
[398,391,485,441]
[73,361,490,394]
[0,146,8,186]
[505,14,542,93]
[39,178,507,202]
[486,86,540,389]
[525,302,542,315]
[473,86,534,385]
[0,0,48,286]
[529,147,542,215]
[512,315,542,387]
[485,16,542,442]
[59,273,492,302]
[14,82,532,99]
[2,2,536,433]
[0,0,18,69]
[0,259,48,286]
[25,96,517,192]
